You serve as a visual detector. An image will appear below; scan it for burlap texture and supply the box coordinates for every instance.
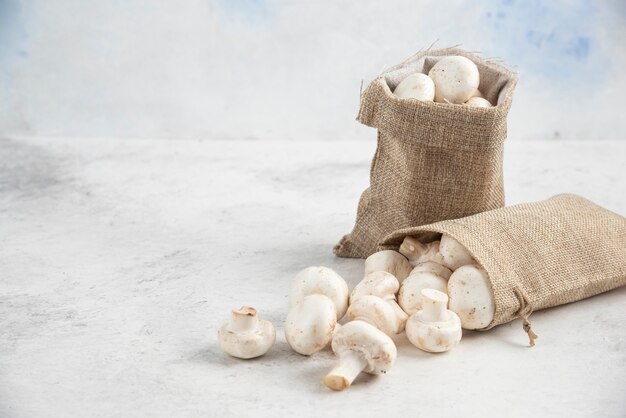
[334,47,518,258]
[379,194,626,330]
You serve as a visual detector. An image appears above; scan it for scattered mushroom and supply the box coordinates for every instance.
[410,261,452,280]
[347,295,407,336]
[398,271,448,315]
[349,271,407,334]
[350,271,400,304]
[289,266,349,320]
[406,289,462,353]
[323,320,397,391]
[466,97,492,108]
[428,56,480,104]
[448,264,495,329]
[364,250,412,282]
[285,266,349,355]
[285,294,338,355]
[399,236,443,266]
[218,306,276,359]
[439,234,476,271]
[393,73,435,101]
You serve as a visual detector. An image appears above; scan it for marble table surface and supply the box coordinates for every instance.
[1,137,625,418]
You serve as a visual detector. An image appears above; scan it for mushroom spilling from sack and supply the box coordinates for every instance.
[348,271,408,335]
[398,269,448,315]
[448,264,495,329]
[217,233,503,390]
[217,234,483,389]
[285,266,349,355]
[392,55,493,107]
[323,320,397,391]
[397,233,496,329]
[405,289,462,353]
[363,250,412,282]
[221,210,624,390]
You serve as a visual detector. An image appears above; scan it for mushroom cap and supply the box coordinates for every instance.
[439,234,476,271]
[399,236,443,267]
[448,264,495,329]
[465,97,492,108]
[290,266,349,320]
[410,261,452,280]
[347,295,405,335]
[218,315,276,359]
[398,271,448,315]
[393,73,435,101]
[350,271,400,305]
[406,307,462,353]
[331,320,397,375]
[285,294,337,355]
[428,55,480,104]
[364,250,412,282]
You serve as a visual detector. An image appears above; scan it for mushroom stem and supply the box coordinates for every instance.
[390,300,408,321]
[230,306,259,332]
[323,352,368,391]
[421,289,448,323]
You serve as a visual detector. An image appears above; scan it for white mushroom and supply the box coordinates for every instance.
[323,320,397,391]
[471,89,484,99]
[350,271,400,305]
[439,234,475,271]
[285,266,349,355]
[410,261,453,280]
[398,271,448,315]
[285,294,338,355]
[448,264,495,330]
[218,306,276,359]
[349,271,407,334]
[399,236,444,266]
[465,97,492,108]
[406,289,462,353]
[289,266,349,319]
[364,250,412,282]
[428,56,480,104]
[393,73,435,101]
[347,295,407,336]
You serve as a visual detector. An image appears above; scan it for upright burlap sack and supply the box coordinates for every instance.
[379,194,626,344]
[334,47,518,258]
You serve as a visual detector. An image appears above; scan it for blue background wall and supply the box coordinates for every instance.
[1,0,625,140]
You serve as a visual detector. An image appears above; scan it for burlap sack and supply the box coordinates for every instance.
[334,47,518,258]
[379,194,626,344]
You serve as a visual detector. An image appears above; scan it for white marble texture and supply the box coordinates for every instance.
[0,137,624,418]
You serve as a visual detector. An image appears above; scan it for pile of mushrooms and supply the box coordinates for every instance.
[218,234,495,391]
[393,55,493,108]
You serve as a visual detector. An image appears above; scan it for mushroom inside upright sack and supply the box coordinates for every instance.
[392,55,494,107]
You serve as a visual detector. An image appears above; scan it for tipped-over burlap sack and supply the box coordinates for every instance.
[379,194,626,344]
[334,47,518,258]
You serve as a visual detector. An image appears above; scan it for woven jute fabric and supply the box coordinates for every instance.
[379,194,626,333]
[334,47,518,258]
